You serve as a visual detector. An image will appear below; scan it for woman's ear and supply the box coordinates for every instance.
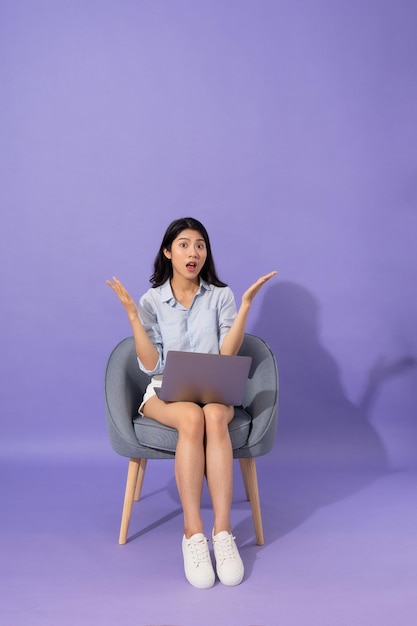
[163,248,172,259]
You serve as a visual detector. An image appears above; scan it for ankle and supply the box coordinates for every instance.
[213,525,231,537]
[184,526,204,539]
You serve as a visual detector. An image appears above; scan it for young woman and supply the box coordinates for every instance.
[107,217,276,589]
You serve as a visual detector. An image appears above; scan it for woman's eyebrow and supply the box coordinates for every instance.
[177,237,205,242]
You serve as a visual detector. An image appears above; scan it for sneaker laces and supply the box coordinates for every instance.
[213,533,237,564]
[187,536,211,567]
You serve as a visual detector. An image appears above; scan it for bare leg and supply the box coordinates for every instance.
[203,403,234,535]
[142,396,206,538]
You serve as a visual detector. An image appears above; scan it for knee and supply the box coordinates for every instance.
[204,404,233,435]
[178,404,205,440]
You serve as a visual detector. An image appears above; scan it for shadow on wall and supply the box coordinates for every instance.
[230,281,417,545]
[251,280,416,472]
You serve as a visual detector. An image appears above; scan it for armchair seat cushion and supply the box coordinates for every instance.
[133,406,252,453]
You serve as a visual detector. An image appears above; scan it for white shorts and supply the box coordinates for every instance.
[138,375,163,416]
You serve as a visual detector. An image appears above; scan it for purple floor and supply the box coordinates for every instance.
[2,437,416,626]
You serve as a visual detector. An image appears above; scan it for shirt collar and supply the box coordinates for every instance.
[160,278,212,303]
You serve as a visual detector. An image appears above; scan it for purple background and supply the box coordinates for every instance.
[1,0,416,466]
[1,2,417,625]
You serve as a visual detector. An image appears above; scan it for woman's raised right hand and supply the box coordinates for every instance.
[106,277,139,321]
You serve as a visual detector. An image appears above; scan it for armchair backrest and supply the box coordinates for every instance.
[236,333,279,458]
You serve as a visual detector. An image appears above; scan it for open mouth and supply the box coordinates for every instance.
[186,262,197,271]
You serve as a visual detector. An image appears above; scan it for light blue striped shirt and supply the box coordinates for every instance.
[137,279,237,376]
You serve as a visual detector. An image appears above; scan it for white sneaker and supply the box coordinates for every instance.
[182,533,215,589]
[212,530,244,586]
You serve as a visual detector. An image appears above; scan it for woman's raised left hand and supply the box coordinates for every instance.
[242,271,277,305]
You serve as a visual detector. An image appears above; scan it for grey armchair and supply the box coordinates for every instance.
[105,333,278,545]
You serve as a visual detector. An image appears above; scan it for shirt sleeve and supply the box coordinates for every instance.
[217,286,237,348]
[136,290,164,376]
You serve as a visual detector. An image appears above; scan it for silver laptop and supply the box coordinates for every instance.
[158,351,252,406]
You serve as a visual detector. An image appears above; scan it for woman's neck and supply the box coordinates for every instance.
[170,276,200,307]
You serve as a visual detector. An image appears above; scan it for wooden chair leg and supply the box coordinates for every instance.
[239,458,264,546]
[134,458,147,501]
[119,458,141,545]
[239,459,251,501]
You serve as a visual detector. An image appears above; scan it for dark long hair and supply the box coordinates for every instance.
[150,217,227,288]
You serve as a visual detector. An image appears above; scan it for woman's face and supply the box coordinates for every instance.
[164,229,207,281]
